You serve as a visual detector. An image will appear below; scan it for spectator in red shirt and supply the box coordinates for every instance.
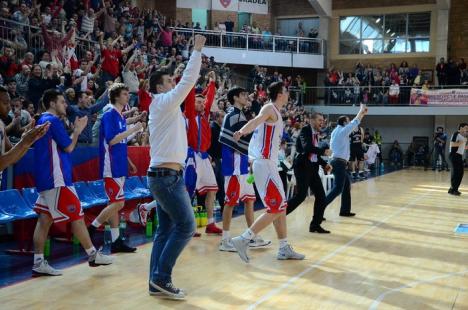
[0,47,19,79]
[98,32,134,83]
[157,22,174,48]
[41,22,75,64]
[138,79,151,113]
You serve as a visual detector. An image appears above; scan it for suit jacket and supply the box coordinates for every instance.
[294,124,328,168]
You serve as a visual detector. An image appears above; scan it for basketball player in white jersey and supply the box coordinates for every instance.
[231,82,305,263]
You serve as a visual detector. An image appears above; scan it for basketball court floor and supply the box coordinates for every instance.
[1,169,467,309]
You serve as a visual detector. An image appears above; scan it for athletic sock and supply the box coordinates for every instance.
[91,219,101,228]
[241,228,255,241]
[279,238,288,249]
[33,254,44,264]
[222,230,230,241]
[85,246,97,257]
[110,228,120,242]
[208,217,215,224]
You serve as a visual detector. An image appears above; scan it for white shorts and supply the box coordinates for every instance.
[34,186,84,223]
[195,153,218,194]
[224,175,256,207]
[252,159,287,214]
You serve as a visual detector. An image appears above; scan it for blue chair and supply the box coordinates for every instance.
[73,182,95,209]
[22,187,39,209]
[0,212,15,224]
[87,180,109,206]
[124,176,151,199]
[141,176,153,198]
[0,189,37,220]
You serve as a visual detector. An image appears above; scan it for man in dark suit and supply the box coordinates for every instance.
[287,113,332,233]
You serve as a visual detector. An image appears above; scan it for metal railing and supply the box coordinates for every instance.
[173,27,324,55]
[0,17,98,60]
[299,84,468,106]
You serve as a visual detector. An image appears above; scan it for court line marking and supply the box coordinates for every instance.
[247,192,430,310]
[368,269,468,310]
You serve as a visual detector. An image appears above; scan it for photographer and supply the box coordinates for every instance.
[432,126,449,171]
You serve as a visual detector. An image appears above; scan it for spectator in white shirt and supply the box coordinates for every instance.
[389,80,400,104]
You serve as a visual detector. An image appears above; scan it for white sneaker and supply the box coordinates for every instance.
[138,203,149,226]
[219,239,237,252]
[32,259,63,277]
[249,236,272,248]
[277,245,305,260]
[231,236,250,263]
[88,248,114,267]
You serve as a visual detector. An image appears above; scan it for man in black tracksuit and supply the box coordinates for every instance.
[448,123,468,196]
[287,113,332,233]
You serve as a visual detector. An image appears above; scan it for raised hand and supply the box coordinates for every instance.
[74,116,88,134]
[193,34,206,52]
[22,121,50,146]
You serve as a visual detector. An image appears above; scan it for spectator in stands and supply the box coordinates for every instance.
[138,79,151,113]
[436,57,447,86]
[27,64,54,111]
[447,58,461,85]
[14,65,30,97]
[99,33,134,83]
[6,96,31,143]
[388,79,400,104]
[224,15,234,46]
[66,90,108,145]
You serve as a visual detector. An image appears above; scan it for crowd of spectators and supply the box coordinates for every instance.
[324,58,468,105]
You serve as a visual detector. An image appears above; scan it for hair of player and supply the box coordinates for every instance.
[149,70,169,94]
[41,89,62,110]
[267,81,284,102]
[109,83,129,104]
[227,87,245,105]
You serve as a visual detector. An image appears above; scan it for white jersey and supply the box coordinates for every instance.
[0,119,5,187]
[248,103,283,163]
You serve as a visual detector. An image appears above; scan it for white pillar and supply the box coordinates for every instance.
[435,8,449,63]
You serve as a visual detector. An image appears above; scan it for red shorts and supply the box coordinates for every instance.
[224,175,256,207]
[34,186,83,223]
[104,177,125,203]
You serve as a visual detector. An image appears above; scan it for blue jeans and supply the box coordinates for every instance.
[148,172,196,283]
[325,159,352,214]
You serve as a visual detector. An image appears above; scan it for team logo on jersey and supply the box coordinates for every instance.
[220,0,231,8]
[67,204,76,213]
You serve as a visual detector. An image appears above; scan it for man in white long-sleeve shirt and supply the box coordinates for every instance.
[146,35,206,300]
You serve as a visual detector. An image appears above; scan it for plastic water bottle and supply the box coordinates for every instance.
[201,210,208,226]
[196,206,202,227]
[72,235,80,245]
[119,215,127,241]
[146,220,153,238]
[104,225,112,246]
[246,173,255,184]
[44,238,51,257]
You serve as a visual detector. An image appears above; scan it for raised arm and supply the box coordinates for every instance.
[203,79,216,116]
[343,104,368,136]
[234,105,275,140]
[150,35,205,110]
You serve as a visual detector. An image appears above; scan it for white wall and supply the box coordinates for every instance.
[202,47,325,68]
[323,115,436,158]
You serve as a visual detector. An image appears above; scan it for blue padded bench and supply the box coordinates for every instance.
[0,189,37,221]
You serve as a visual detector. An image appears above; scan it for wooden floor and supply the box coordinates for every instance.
[1,169,467,310]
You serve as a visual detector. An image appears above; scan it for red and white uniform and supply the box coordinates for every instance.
[248,103,286,214]
[184,81,218,195]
